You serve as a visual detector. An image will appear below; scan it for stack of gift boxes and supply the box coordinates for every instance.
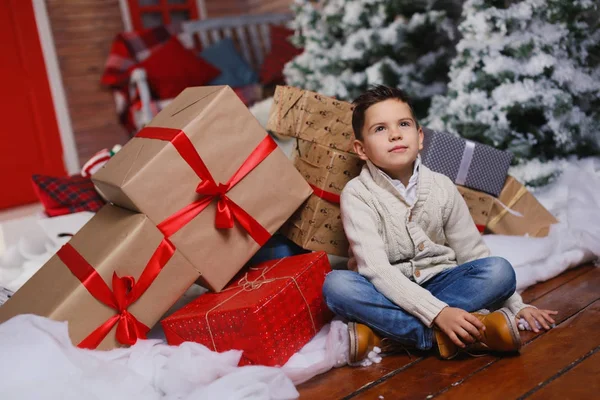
[0,86,329,365]
[266,86,364,257]
[0,84,557,366]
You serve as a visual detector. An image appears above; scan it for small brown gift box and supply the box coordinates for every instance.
[0,204,199,350]
[93,86,312,291]
[456,185,494,233]
[486,176,558,237]
[266,85,356,153]
[280,139,364,256]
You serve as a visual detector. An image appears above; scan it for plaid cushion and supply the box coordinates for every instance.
[101,25,186,134]
[101,25,182,88]
[102,24,263,134]
[31,174,105,217]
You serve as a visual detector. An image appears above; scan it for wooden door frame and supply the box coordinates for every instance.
[118,0,208,32]
[31,0,79,174]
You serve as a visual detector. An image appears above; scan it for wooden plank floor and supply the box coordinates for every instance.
[297,263,599,399]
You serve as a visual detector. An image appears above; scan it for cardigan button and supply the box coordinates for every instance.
[418,242,425,251]
[415,270,421,278]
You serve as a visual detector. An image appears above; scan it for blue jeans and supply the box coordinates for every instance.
[323,257,516,350]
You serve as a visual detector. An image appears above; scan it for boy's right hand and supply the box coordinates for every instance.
[433,307,485,348]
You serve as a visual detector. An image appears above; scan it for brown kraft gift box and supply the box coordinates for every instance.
[0,204,200,350]
[456,185,494,233]
[486,176,558,237]
[280,139,363,256]
[92,86,312,292]
[266,85,356,153]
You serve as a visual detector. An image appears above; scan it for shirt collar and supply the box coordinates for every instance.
[367,155,421,189]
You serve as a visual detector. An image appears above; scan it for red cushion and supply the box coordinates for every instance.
[260,26,303,85]
[31,174,106,217]
[141,37,221,99]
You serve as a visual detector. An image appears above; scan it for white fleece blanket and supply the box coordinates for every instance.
[0,313,351,399]
[0,314,297,400]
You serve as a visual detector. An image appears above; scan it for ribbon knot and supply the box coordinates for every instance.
[140,127,277,246]
[196,180,229,197]
[115,308,149,346]
[215,183,229,195]
[215,195,233,229]
[112,273,135,311]
[237,273,274,291]
[195,180,234,229]
[57,239,175,349]
[80,270,151,348]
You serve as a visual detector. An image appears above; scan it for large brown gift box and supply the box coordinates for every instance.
[93,86,312,291]
[0,204,200,350]
[456,185,493,233]
[266,85,356,153]
[280,139,363,256]
[487,176,558,237]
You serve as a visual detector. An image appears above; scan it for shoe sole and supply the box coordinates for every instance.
[348,322,359,364]
[434,329,459,360]
[497,308,522,351]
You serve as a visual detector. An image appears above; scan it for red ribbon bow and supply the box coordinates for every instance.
[137,127,276,246]
[57,238,175,349]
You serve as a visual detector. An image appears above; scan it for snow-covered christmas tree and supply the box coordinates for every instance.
[427,0,600,185]
[284,0,464,119]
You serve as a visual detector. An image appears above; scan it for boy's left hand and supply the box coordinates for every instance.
[516,307,558,333]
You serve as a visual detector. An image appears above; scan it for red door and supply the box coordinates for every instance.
[0,0,66,210]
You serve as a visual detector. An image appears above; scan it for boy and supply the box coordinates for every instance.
[323,85,557,363]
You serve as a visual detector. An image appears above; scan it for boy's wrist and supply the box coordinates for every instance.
[516,304,536,317]
[432,305,450,327]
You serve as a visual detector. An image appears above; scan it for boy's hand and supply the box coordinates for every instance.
[517,307,558,333]
[434,307,485,348]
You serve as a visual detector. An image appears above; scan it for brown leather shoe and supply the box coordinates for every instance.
[434,328,459,359]
[434,308,521,359]
[469,308,521,353]
[348,322,383,364]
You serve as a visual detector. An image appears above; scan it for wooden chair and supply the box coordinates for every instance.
[129,13,293,130]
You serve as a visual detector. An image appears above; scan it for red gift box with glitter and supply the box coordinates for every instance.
[160,252,333,366]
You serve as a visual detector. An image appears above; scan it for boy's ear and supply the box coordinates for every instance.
[418,126,424,151]
[353,140,369,161]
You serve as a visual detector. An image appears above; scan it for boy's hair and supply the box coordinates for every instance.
[351,85,419,140]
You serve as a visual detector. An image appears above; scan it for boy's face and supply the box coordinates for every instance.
[353,99,423,177]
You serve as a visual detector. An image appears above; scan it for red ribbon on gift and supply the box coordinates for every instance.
[57,238,176,349]
[136,127,275,246]
[309,184,341,204]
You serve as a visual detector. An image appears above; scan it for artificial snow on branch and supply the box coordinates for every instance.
[284,0,463,119]
[426,0,600,174]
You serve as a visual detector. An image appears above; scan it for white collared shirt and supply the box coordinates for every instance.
[379,155,421,206]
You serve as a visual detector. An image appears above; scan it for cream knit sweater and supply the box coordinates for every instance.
[341,160,527,327]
